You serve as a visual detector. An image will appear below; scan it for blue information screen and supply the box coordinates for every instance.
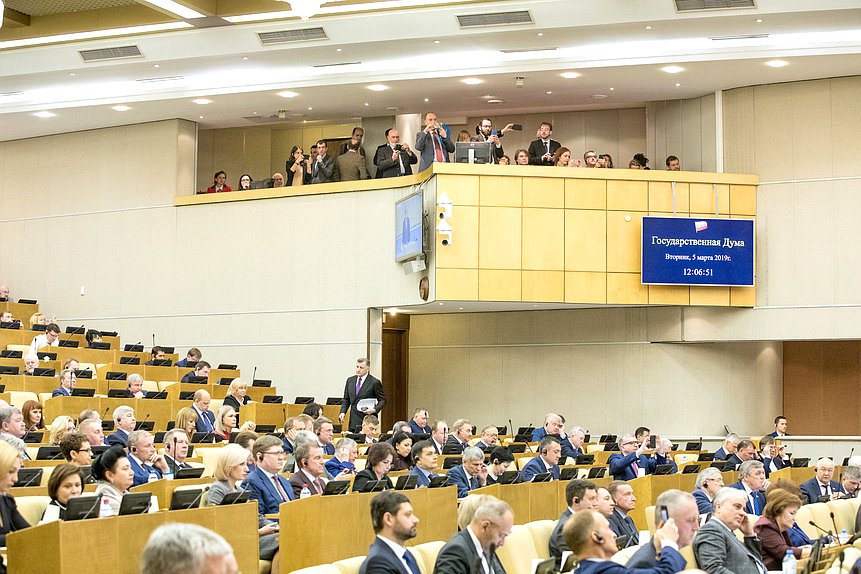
[641,217,754,286]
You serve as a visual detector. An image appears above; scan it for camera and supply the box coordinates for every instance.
[394,144,403,151]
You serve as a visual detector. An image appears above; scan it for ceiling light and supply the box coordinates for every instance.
[336,48,342,52]
[646,25,652,30]
[546,91,552,94]
[252,111,258,115]
[424,98,429,102]
[433,40,440,44]
[609,87,615,91]
[241,56,249,60]
[661,65,685,74]
[675,83,681,87]
[142,0,205,18]
[153,64,160,68]
[33,111,56,118]
[112,105,131,112]
[192,98,212,105]
[461,78,483,85]
[487,99,504,104]
[364,102,369,106]
[560,72,581,79]
[765,59,789,68]
[69,73,76,76]
[277,0,326,20]
[277,91,299,98]
[756,18,763,23]
[308,107,313,110]
[199,115,204,119]
[367,84,389,91]
[592,94,607,99]
[537,33,543,37]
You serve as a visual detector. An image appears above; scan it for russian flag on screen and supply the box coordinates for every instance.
[695,221,708,233]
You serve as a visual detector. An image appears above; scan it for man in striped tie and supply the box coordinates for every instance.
[359,491,421,574]
[415,112,455,173]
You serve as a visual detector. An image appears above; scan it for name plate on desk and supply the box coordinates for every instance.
[641,216,754,286]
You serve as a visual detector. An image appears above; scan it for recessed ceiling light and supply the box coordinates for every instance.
[481,94,493,99]
[433,40,440,44]
[487,99,504,104]
[364,102,369,106]
[277,91,299,98]
[546,91,552,94]
[439,302,444,305]
[424,98,429,102]
[675,83,681,87]
[336,48,342,52]
[765,59,789,68]
[756,18,763,23]
[143,0,204,19]
[252,111,257,114]
[560,72,581,79]
[308,107,313,110]
[592,94,607,99]
[645,25,652,30]
[537,33,543,37]
[192,98,211,105]
[33,111,56,118]
[461,78,483,85]
[199,115,204,119]
[609,87,615,91]
[153,64,160,68]
[111,105,131,112]
[661,65,685,74]
[241,56,248,60]
[367,84,389,91]
[459,307,463,310]
[69,72,76,76]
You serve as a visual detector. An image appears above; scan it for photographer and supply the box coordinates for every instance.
[375,128,418,178]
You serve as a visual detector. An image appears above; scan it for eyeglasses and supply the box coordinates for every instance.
[263,450,285,457]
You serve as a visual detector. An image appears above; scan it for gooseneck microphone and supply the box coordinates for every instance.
[808,520,833,542]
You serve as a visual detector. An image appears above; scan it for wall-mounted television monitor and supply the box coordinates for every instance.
[395,191,424,262]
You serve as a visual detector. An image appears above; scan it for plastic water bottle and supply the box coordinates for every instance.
[840,528,849,544]
[300,484,311,499]
[99,497,112,518]
[782,549,797,574]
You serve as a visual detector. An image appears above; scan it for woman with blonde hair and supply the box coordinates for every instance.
[175,407,198,437]
[204,444,279,567]
[222,378,252,412]
[0,441,30,545]
[213,405,255,441]
[48,415,75,445]
[457,494,490,530]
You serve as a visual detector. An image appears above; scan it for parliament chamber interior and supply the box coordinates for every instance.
[1,1,861,573]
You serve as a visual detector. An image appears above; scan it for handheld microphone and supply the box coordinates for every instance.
[82,495,103,519]
[830,511,840,538]
[808,520,833,541]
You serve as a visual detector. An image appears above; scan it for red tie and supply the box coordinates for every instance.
[314,478,324,494]
[272,476,289,502]
[433,133,444,162]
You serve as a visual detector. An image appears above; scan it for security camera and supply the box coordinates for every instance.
[437,192,453,220]
[437,219,452,246]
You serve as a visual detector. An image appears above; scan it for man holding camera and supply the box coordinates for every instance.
[375,128,417,178]
[475,118,515,164]
[416,112,455,172]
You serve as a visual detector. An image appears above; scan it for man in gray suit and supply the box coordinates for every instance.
[434,496,512,574]
[310,140,339,184]
[415,112,454,172]
[336,141,368,181]
[693,487,766,574]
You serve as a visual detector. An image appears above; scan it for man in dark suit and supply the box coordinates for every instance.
[446,446,486,498]
[337,126,366,158]
[144,346,170,366]
[359,490,421,574]
[531,412,562,442]
[314,417,336,456]
[51,368,76,397]
[692,467,725,514]
[415,112,455,172]
[310,140,339,184]
[340,358,386,433]
[124,373,147,399]
[607,481,639,547]
[106,405,136,447]
[408,409,430,435]
[527,122,561,165]
[550,479,598,569]
[767,415,789,438]
[181,360,210,383]
[246,435,294,516]
[434,497,513,574]
[192,389,216,433]
[565,509,687,574]
[758,435,790,477]
[474,425,499,450]
[163,429,192,473]
[727,460,768,515]
[127,430,167,486]
[608,434,669,480]
[375,128,418,178]
[725,439,756,470]
[289,442,329,497]
[627,490,700,568]
[693,487,766,574]
[445,419,471,452]
[800,457,845,504]
[336,141,369,181]
[175,347,201,368]
[409,440,438,487]
[429,420,447,454]
[713,433,740,460]
[519,436,562,482]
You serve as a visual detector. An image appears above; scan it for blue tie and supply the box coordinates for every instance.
[202,410,212,431]
[403,550,421,574]
[751,494,760,514]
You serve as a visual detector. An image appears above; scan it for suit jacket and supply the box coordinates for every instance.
[446,464,480,499]
[415,129,455,173]
[51,387,71,397]
[787,523,812,547]
[193,407,216,433]
[310,154,339,184]
[549,508,572,568]
[628,538,690,570]
[754,516,801,570]
[531,427,547,442]
[434,529,507,574]
[106,429,130,448]
[359,536,412,574]
[800,477,845,504]
[527,138,561,165]
[374,144,417,178]
[693,518,765,574]
[325,456,355,477]
[576,546,686,574]
[608,452,663,481]
[408,420,430,435]
[222,394,249,412]
[352,468,393,492]
[336,150,369,181]
[725,454,743,470]
[713,447,730,460]
[607,509,639,547]
[518,456,560,482]
[445,435,468,452]
[245,466,294,515]
[164,453,191,474]
[693,487,714,514]
[289,469,325,498]
[340,374,385,432]
[337,141,366,158]
[727,482,766,515]
[128,453,162,486]
[760,455,787,477]
[409,466,435,487]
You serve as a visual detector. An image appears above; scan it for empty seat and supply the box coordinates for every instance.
[9,391,38,408]
[412,540,445,574]
[16,496,51,525]
[332,556,365,574]
[496,524,540,574]
[525,520,555,559]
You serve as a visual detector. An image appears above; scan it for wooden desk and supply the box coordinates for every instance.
[6,503,259,574]
[97,363,146,378]
[143,365,180,382]
[131,477,213,509]
[209,368,240,383]
[3,301,39,319]
[278,486,457,573]
[0,329,28,348]
[241,403,291,427]
[44,396,188,430]
[770,466,817,484]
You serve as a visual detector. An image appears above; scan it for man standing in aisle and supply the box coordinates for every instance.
[340,358,386,433]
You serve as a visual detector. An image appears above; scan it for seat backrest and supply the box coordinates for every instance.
[831,547,861,572]
[517,456,535,471]
[9,390,38,408]
[332,555,366,574]
[289,566,343,574]
[828,498,857,534]
[795,504,821,539]
[611,545,640,565]
[680,544,699,570]
[7,345,31,354]
[159,380,178,391]
[16,495,51,525]
[806,502,834,537]
[143,380,159,392]
[674,453,698,465]
[525,520,556,559]
[39,465,55,487]
[195,447,223,477]
[496,524,540,574]
[38,392,52,405]
[412,540,445,574]
[645,505,656,534]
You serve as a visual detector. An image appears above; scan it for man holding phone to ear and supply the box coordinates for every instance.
[627,490,700,568]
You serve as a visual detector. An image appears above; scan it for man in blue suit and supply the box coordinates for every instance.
[408,408,430,435]
[126,430,168,486]
[181,360,211,383]
[608,434,670,481]
[713,433,740,460]
[106,405,136,448]
[446,446,485,498]
[531,413,563,442]
[359,491,421,574]
[314,417,336,456]
[767,415,790,438]
[519,436,562,482]
[247,435,294,516]
[51,368,76,397]
[408,440,438,487]
[692,467,725,514]
[192,389,216,433]
[800,457,845,504]
[727,460,767,515]
[563,509,686,574]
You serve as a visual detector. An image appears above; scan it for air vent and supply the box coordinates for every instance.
[500,47,558,54]
[79,45,143,63]
[709,33,769,40]
[457,11,532,28]
[257,27,327,45]
[312,61,361,68]
[674,0,755,12]
[136,76,185,84]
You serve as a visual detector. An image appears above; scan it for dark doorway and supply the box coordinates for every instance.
[381,313,409,431]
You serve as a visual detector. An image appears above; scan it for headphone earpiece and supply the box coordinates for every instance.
[594,532,604,543]
[573,497,580,503]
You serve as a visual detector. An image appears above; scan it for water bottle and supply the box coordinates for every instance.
[782,549,797,574]
[300,484,311,499]
[840,528,849,544]
[99,497,112,518]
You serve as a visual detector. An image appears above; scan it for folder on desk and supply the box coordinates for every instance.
[0,366,18,375]
[323,480,351,495]
[253,379,272,387]
[64,495,101,520]
[118,492,152,515]
[58,340,79,348]
[71,388,95,397]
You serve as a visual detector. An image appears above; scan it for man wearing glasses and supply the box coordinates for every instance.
[608,434,670,481]
[434,496,514,574]
[247,435,294,516]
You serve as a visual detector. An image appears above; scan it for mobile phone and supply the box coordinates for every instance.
[659,505,669,524]
[648,435,656,449]
[512,124,523,131]
[491,129,497,136]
